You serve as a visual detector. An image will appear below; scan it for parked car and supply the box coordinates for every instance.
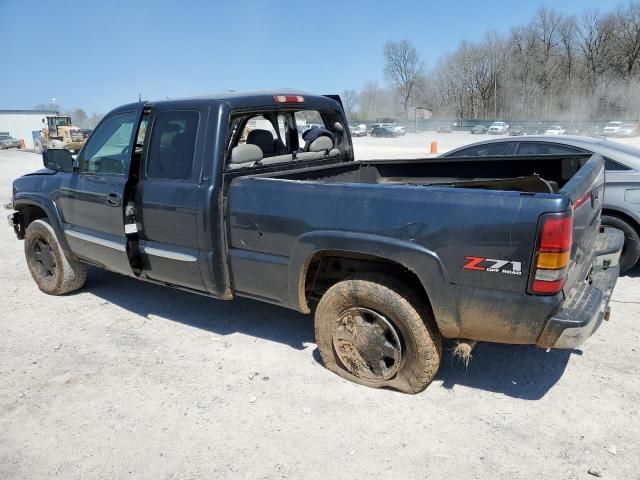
[603,121,623,136]
[0,134,20,149]
[8,92,622,394]
[617,124,640,138]
[393,125,406,136]
[509,125,526,136]
[545,125,566,135]
[350,124,367,137]
[470,125,487,134]
[370,124,397,137]
[437,123,452,133]
[442,135,640,272]
[487,121,509,134]
[79,129,93,140]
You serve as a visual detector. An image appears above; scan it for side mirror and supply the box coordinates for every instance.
[42,149,74,173]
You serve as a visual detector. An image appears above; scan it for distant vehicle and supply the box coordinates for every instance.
[616,124,639,138]
[487,121,509,134]
[470,125,487,134]
[509,126,526,136]
[565,125,584,136]
[370,124,397,137]
[350,124,367,137]
[442,135,640,272]
[79,129,93,139]
[0,134,20,149]
[545,126,566,135]
[38,115,86,153]
[437,123,452,133]
[393,125,406,136]
[603,121,623,136]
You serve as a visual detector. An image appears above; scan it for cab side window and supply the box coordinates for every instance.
[147,110,199,180]
[80,111,137,175]
[450,142,512,157]
[516,143,584,155]
[604,158,631,171]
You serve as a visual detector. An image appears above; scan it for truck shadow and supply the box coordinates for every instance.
[437,340,579,400]
[83,268,315,351]
[84,268,577,400]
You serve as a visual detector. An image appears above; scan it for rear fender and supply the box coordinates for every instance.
[288,230,460,337]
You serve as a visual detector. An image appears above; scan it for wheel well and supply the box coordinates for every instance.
[18,204,48,229]
[303,251,433,314]
[602,209,640,233]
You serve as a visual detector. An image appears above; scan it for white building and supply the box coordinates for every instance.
[0,110,56,150]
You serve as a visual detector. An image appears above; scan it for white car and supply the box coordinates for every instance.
[545,126,566,135]
[487,121,509,134]
[350,124,367,137]
[603,121,623,136]
[393,125,406,136]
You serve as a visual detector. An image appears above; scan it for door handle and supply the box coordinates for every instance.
[106,192,122,207]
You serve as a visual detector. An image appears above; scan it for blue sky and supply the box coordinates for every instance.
[0,0,621,113]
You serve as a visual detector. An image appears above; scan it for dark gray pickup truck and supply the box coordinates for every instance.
[8,91,624,393]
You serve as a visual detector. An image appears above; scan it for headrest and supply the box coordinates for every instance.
[230,143,263,165]
[308,135,334,152]
[246,129,275,154]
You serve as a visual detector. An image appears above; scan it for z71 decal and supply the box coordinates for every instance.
[463,256,522,276]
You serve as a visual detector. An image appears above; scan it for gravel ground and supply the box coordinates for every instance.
[1,135,639,479]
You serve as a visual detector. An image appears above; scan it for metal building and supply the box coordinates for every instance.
[0,110,57,150]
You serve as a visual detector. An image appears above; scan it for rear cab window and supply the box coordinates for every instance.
[226,106,349,170]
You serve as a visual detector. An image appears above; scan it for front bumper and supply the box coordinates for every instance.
[7,211,24,239]
[536,227,624,349]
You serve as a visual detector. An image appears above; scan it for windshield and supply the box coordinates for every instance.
[54,117,71,127]
[605,122,621,128]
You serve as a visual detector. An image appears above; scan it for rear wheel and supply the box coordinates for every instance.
[24,219,87,295]
[601,214,640,274]
[314,274,442,394]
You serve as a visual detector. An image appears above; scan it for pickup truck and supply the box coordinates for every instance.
[8,91,624,393]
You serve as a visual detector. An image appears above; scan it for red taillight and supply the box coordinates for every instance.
[530,212,573,295]
[538,215,573,252]
[273,95,305,104]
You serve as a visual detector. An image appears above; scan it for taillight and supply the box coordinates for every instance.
[530,212,573,295]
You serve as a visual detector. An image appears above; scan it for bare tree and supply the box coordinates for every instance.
[383,40,424,118]
[341,89,359,119]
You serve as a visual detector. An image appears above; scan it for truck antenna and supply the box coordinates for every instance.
[138,92,142,102]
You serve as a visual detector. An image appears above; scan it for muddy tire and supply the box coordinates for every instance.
[314,274,442,394]
[601,214,640,274]
[24,219,87,295]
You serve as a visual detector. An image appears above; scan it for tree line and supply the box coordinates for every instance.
[343,3,640,122]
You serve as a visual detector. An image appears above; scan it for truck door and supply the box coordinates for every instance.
[58,105,144,275]
[135,105,205,291]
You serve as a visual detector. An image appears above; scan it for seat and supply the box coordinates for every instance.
[247,129,278,157]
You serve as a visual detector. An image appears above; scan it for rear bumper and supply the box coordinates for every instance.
[536,227,624,349]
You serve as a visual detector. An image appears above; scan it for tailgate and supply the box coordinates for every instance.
[560,154,605,293]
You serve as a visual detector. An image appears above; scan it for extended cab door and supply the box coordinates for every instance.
[134,105,205,291]
[57,105,144,275]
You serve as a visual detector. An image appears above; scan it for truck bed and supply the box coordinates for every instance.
[226,153,605,344]
[267,154,591,193]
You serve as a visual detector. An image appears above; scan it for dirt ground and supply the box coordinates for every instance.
[1,135,639,479]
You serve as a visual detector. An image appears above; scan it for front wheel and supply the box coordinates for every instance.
[314,274,442,394]
[24,219,87,295]
[601,215,640,274]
